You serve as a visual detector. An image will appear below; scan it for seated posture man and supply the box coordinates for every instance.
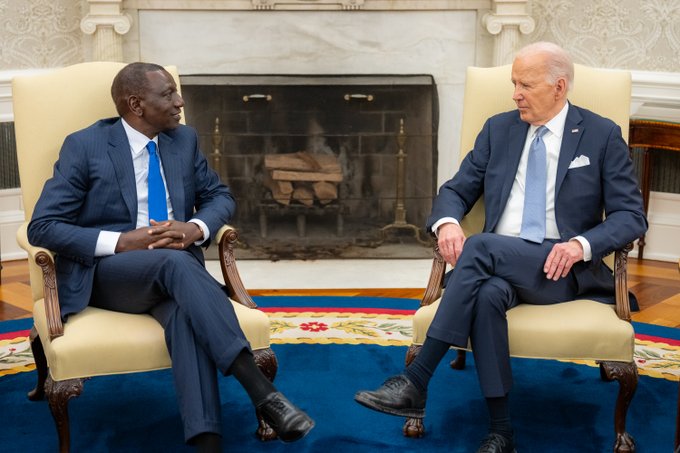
[355,42,647,452]
[28,62,314,451]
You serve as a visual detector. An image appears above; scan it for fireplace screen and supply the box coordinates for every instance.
[181,75,438,259]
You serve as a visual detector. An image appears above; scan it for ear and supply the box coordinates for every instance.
[128,95,144,117]
[554,78,568,100]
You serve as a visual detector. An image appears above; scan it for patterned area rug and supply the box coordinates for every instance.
[2,296,679,381]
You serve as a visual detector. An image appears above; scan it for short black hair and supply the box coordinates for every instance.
[111,62,166,116]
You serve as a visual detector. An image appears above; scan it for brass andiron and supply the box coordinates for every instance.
[379,118,430,245]
[211,117,226,182]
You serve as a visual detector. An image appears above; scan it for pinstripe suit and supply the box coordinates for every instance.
[425,105,647,398]
[28,118,249,441]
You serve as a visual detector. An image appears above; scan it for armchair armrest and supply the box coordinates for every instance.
[216,225,257,309]
[16,222,64,340]
[419,233,635,323]
[613,242,634,322]
[420,233,446,307]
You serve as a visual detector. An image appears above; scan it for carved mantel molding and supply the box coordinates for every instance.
[110,1,532,63]
[123,0,491,10]
[483,0,534,65]
[82,0,132,62]
[251,0,365,9]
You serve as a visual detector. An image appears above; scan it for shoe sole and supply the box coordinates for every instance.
[278,418,315,443]
[354,393,425,419]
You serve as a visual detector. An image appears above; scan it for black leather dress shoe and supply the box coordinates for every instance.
[354,375,426,418]
[476,433,517,453]
[257,392,315,442]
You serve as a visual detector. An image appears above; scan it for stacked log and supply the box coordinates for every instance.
[263,152,343,206]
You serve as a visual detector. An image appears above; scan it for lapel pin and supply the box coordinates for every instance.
[571,128,579,133]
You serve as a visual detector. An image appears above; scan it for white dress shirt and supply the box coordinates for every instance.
[432,102,592,261]
[94,119,208,256]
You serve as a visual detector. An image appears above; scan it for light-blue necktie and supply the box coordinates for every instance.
[147,141,168,224]
[519,126,549,243]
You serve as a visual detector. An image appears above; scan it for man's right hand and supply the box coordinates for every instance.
[437,223,466,266]
[115,222,187,253]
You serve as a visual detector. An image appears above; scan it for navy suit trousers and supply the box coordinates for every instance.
[427,233,579,398]
[90,248,251,441]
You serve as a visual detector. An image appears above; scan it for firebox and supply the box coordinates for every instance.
[180,75,438,260]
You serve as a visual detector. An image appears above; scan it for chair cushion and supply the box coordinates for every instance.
[34,299,271,381]
[412,299,634,362]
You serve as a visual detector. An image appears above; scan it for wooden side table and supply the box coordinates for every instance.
[628,119,680,260]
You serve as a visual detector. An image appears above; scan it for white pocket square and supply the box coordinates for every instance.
[568,155,590,169]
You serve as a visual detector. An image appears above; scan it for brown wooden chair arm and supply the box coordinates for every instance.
[613,242,634,322]
[216,225,257,309]
[421,235,446,307]
[15,222,64,340]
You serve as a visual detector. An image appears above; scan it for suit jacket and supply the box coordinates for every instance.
[427,103,647,301]
[27,118,236,319]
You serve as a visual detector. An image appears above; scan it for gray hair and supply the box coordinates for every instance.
[516,42,574,92]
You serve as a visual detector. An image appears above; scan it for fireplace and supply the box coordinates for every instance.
[181,75,438,259]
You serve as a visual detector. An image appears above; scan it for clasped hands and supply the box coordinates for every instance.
[115,220,204,253]
[436,223,584,281]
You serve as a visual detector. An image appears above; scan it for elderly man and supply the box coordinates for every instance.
[355,42,646,452]
[28,62,314,451]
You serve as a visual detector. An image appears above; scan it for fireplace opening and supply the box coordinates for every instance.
[180,75,438,260]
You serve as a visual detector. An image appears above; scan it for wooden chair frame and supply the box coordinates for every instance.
[401,239,637,452]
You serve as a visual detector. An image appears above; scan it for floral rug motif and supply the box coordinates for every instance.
[2,310,679,381]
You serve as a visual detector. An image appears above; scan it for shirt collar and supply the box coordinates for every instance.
[121,118,158,156]
[528,101,569,140]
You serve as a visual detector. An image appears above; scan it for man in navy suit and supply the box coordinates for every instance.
[355,42,647,452]
[28,62,313,451]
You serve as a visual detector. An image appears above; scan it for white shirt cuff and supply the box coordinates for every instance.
[431,217,460,237]
[572,235,592,262]
[189,219,209,246]
[95,231,121,257]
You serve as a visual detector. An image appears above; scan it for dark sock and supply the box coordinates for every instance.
[228,349,276,405]
[193,432,221,453]
[404,337,450,392]
[486,395,513,440]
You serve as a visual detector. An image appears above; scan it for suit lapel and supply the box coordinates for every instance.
[158,132,186,221]
[107,121,137,223]
[492,119,529,230]
[555,104,584,195]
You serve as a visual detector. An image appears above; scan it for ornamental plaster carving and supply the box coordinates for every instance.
[524,0,680,73]
[252,0,364,9]
[0,0,82,69]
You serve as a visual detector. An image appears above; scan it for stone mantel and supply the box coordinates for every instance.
[122,0,491,10]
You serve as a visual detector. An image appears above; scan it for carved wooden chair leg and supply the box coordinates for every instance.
[27,327,48,401]
[600,361,637,453]
[45,376,85,453]
[254,347,279,441]
[402,344,426,437]
[450,349,467,370]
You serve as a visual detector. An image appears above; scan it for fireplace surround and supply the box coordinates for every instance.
[181,74,438,259]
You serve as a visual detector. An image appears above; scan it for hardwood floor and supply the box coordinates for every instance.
[1,257,679,327]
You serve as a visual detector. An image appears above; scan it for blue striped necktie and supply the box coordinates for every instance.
[146,141,168,223]
[519,126,549,243]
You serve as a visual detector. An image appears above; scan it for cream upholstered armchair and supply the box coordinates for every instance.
[13,62,278,452]
[404,64,638,452]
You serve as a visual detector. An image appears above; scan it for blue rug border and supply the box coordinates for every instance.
[3,296,678,341]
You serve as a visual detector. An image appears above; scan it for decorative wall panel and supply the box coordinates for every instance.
[0,0,83,69]
[524,0,680,72]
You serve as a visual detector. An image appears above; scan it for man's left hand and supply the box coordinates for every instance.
[544,239,584,281]
[148,220,203,250]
